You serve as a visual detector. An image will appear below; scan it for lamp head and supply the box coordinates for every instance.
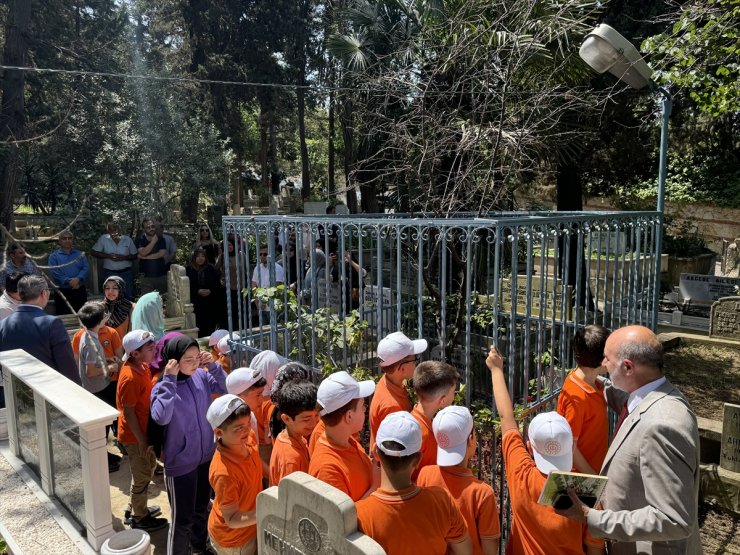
[579,24,654,90]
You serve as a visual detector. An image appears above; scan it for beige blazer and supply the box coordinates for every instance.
[587,379,702,554]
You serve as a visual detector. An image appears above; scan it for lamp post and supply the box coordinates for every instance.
[579,24,672,330]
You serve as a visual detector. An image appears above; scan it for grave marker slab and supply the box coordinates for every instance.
[720,403,740,473]
[679,274,740,304]
[257,472,384,555]
[709,296,740,341]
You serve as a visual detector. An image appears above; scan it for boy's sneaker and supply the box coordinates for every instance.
[124,505,162,525]
[130,513,168,532]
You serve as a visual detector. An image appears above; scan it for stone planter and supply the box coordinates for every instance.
[0,407,7,441]
[663,251,717,291]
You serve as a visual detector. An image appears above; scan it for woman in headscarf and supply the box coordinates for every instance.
[150,335,227,555]
[130,291,165,341]
[192,222,221,264]
[102,275,135,339]
[249,350,288,467]
[186,247,222,337]
[216,235,239,330]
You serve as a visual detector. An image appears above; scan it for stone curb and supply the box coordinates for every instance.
[0,521,25,555]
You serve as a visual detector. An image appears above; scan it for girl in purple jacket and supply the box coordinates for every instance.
[151,335,227,555]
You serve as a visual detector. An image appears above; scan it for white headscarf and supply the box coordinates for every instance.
[251,350,288,396]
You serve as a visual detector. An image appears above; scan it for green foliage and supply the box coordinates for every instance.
[643,0,740,116]
[254,284,369,376]
[662,219,708,257]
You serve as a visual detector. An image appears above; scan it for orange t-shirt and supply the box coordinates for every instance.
[502,429,603,554]
[308,434,372,501]
[557,371,608,472]
[116,360,153,444]
[72,326,123,380]
[356,485,468,554]
[369,374,412,449]
[417,465,500,555]
[256,399,274,445]
[269,429,310,486]
[308,420,325,456]
[208,432,262,547]
[410,405,436,480]
[216,354,232,374]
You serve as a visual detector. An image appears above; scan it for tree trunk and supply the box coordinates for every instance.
[259,106,270,192]
[328,87,335,197]
[269,111,279,196]
[297,84,310,200]
[341,95,359,213]
[0,0,32,231]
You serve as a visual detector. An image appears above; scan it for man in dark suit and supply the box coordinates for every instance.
[0,274,79,385]
[558,325,700,554]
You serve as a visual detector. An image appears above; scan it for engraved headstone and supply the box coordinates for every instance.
[720,403,740,473]
[257,472,384,555]
[679,274,740,304]
[709,296,740,340]
[493,276,572,319]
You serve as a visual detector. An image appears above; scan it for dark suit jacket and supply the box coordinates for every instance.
[0,305,80,385]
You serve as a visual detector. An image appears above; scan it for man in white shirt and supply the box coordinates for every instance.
[251,246,284,326]
[0,272,23,321]
[558,325,700,555]
[91,223,138,299]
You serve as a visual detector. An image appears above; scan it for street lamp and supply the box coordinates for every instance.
[579,23,672,329]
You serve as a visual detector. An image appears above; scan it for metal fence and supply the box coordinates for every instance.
[222,210,661,548]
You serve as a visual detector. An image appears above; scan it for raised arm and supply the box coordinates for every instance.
[486,345,517,434]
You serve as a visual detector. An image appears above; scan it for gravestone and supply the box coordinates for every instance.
[257,472,384,555]
[720,403,740,473]
[679,274,740,304]
[709,296,740,340]
[493,277,572,319]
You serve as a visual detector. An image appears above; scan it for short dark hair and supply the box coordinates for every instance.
[573,325,610,368]
[247,377,267,391]
[5,272,26,294]
[413,361,460,400]
[278,381,318,417]
[220,403,252,430]
[376,440,420,472]
[616,336,664,371]
[78,301,107,329]
[5,242,23,257]
[17,275,48,302]
[321,397,361,427]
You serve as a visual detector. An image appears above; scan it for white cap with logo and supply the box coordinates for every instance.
[216,333,240,355]
[377,331,428,367]
[226,367,263,396]
[528,412,573,475]
[433,405,474,466]
[376,411,422,456]
[121,330,155,361]
[317,371,375,416]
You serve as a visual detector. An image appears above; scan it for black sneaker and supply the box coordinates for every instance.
[108,460,120,473]
[131,513,168,532]
[124,505,162,525]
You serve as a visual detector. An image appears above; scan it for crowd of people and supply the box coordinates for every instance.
[0,219,701,555]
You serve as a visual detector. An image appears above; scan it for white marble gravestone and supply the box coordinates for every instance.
[257,472,385,555]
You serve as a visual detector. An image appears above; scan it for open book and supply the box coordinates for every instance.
[537,471,608,509]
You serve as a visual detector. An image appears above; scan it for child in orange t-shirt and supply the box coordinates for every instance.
[269,380,318,485]
[308,371,378,501]
[216,333,240,374]
[557,325,611,474]
[486,346,605,555]
[250,350,288,468]
[370,331,428,448]
[117,330,168,532]
[410,360,460,480]
[417,406,500,555]
[227,367,270,479]
[356,411,472,555]
[206,394,262,555]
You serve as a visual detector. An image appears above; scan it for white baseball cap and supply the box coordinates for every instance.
[206,394,248,429]
[528,412,573,475]
[433,406,473,466]
[121,330,155,361]
[376,411,422,456]
[216,332,240,355]
[377,331,428,367]
[226,367,264,396]
[317,371,375,416]
[208,329,229,347]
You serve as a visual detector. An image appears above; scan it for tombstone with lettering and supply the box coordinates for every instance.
[709,296,740,341]
[720,403,740,474]
[679,274,740,304]
[257,472,384,555]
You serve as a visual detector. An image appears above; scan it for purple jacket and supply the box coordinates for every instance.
[150,362,227,477]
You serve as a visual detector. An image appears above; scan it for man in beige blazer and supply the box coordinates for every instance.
[558,325,701,554]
